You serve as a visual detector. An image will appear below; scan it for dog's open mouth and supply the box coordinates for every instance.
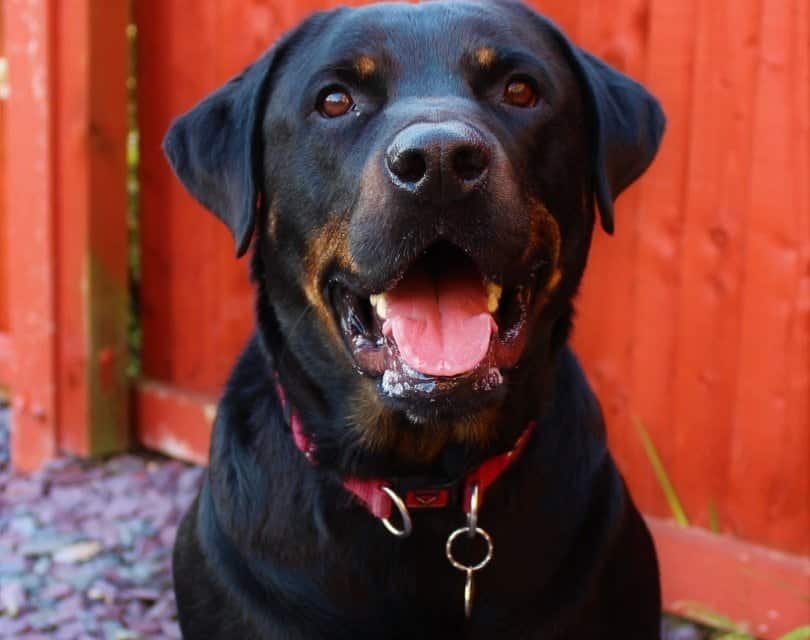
[329,243,536,409]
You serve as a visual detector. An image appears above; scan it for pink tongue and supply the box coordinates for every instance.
[382,263,496,377]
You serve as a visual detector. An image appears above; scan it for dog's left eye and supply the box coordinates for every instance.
[503,77,538,108]
[318,88,354,118]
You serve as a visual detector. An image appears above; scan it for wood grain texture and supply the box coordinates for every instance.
[134,0,809,556]
[54,0,130,457]
[4,0,59,470]
[0,5,7,334]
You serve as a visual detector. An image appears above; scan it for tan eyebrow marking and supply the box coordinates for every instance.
[474,46,497,67]
[355,55,376,78]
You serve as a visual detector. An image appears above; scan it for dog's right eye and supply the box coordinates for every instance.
[318,88,354,118]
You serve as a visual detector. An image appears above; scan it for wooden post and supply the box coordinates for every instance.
[4,0,130,470]
[4,0,59,470]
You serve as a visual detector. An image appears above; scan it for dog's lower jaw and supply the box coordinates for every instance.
[253,244,571,475]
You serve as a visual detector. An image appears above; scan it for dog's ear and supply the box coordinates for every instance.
[162,15,329,257]
[564,48,666,234]
[498,1,665,233]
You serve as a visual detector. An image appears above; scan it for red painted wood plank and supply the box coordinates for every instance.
[782,0,810,557]
[665,0,756,538]
[0,12,7,334]
[136,0,254,396]
[53,0,130,456]
[0,332,12,385]
[135,380,216,466]
[620,0,698,516]
[4,0,59,471]
[649,517,810,639]
[566,0,657,510]
[728,0,809,554]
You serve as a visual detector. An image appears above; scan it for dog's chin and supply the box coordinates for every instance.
[328,242,542,426]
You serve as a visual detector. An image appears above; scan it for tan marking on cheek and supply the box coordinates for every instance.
[355,56,376,78]
[525,200,563,288]
[475,46,496,68]
[267,202,279,241]
[546,268,563,293]
[303,217,357,339]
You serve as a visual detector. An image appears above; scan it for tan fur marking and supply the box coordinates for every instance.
[475,46,496,67]
[355,56,376,78]
[525,200,563,291]
[303,217,357,342]
[546,268,563,293]
[267,202,279,241]
[348,382,502,464]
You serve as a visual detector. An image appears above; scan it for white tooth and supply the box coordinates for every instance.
[369,293,387,319]
[486,282,502,313]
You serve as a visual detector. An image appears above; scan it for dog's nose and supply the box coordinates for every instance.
[385,122,490,203]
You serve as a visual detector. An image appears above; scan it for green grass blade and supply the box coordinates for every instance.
[780,626,810,640]
[633,416,689,527]
[673,601,745,633]
[708,498,721,533]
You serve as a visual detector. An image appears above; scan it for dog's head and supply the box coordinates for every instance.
[164,0,664,466]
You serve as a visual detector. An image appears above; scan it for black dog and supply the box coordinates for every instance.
[164,1,665,637]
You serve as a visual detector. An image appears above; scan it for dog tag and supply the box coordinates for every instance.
[464,569,475,618]
[446,526,493,619]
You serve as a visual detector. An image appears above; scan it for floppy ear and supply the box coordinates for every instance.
[546,28,666,234]
[567,49,666,234]
[162,15,330,257]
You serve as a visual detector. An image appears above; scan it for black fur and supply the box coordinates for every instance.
[164,1,665,638]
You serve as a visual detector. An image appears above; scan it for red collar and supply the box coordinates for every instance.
[276,380,536,523]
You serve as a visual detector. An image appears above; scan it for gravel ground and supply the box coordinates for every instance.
[0,406,200,639]
[0,405,712,639]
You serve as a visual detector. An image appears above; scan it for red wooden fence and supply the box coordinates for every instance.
[0,5,10,386]
[0,0,130,467]
[1,0,808,636]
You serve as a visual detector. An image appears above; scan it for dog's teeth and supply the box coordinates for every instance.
[370,294,387,319]
[486,283,502,314]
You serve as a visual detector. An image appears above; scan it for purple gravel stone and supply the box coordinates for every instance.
[127,618,163,635]
[54,621,88,639]
[120,588,160,602]
[0,615,33,634]
[0,579,26,616]
[160,621,183,639]
[87,579,117,604]
[178,467,203,493]
[144,594,175,620]
[106,496,141,519]
[39,582,73,602]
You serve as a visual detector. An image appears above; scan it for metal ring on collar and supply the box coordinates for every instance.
[381,485,413,538]
[446,526,493,572]
[466,483,480,537]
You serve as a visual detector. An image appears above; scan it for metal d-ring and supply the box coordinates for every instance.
[381,485,413,538]
[445,525,494,619]
[446,526,494,573]
[466,483,480,538]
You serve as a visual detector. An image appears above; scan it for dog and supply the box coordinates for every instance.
[164,1,665,637]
